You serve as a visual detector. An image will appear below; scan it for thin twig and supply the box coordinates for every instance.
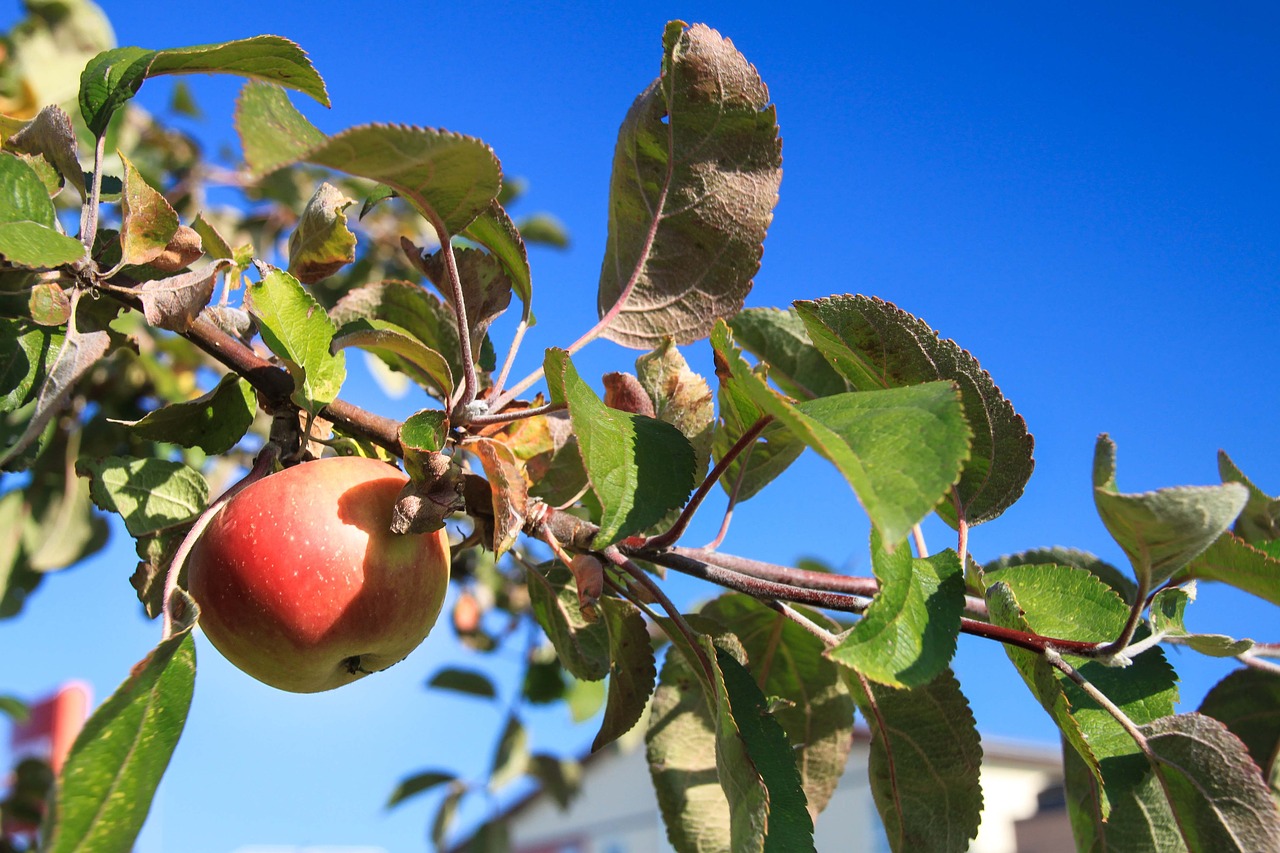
[601,545,715,682]
[489,306,531,403]
[704,442,752,550]
[80,133,107,252]
[1044,648,1150,753]
[467,401,566,428]
[1096,576,1151,659]
[644,416,773,550]
[764,600,842,646]
[911,524,929,559]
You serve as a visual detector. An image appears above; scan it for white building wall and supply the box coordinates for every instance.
[507,738,1062,853]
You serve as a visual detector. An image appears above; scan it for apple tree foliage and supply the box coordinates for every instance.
[2,4,1279,852]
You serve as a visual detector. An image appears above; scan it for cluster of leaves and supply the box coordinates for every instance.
[2,4,1278,852]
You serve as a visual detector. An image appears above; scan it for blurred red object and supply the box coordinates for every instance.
[9,681,91,774]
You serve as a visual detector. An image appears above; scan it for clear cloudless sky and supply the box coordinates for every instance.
[2,2,1278,851]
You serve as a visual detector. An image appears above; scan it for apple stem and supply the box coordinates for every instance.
[160,444,280,639]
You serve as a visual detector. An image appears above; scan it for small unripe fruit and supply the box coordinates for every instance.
[188,456,450,693]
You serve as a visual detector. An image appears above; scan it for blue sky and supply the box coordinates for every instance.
[3,2,1278,851]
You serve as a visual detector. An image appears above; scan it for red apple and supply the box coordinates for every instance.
[188,455,450,693]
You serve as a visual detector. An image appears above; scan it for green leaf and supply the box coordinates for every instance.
[646,641,732,853]
[711,321,970,545]
[728,307,851,400]
[544,348,696,547]
[1062,735,1184,852]
[711,366,803,502]
[330,321,453,401]
[245,263,346,413]
[848,668,983,853]
[287,182,357,283]
[21,440,108,572]
[41,632,195,853]
[1093,433,1249,591]
[592,597,658,752]
[237,83,500,234]
[527,565,610,681]
[985,566,1179,816]
[516,213,570,248]
[0,221,86,269]
[233,81,327,176]
[985,546,1137,603]
[1182,531,1280,606]
[1218,450,1280,544]
[463,201,531,308]
[113,374,254,455]
[190,213,232,261]
[80,36,328,137]
[118,151,179,267]
[385,770,457,810]
[637,339,715,488]
[598,22,781,349]
[0,150,58,228]
[527,754,582,811]
[0,304,109,471]
[716,648,814,852]
[5,105,84,196]
[407,242,513,357]
[1141,713,1280,851]
[701,595,855,815]
[1149,584,1254,657]
[489,714,529,791]
[427,667,497,699]
[827,534,964,688]
[793,294,1034,527]
[330,280,465,402]
[1198,668,1280,784]
[76,456,208,537]
[1,320,62,413]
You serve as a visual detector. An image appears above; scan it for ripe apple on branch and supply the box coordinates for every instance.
[1,6,1277,853]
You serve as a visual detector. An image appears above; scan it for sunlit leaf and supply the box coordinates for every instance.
[1181,531,1280,606]
[80,36,328,137]
[701,594,855,815]
[712,321,970,545]
[592,598,657,752]
[729,307,851,400]
[237,83,500,234]
[113,373,255,455]
[76,456,208,537]
[544,348,696,547]
[793,295,1033,527]
[287,181,357,283]
[985,566,1179,817]
[1149,584,1254,657]
[462,436,527,556]
[118,151,178,266]
[828,534,964,688]
[330,321,453,400]
[527,565,610,681]
[1141,713,1280,851]
[848,668,983,852]
[1218,450,1280,544]
[598,22,781,349]
[6,104,84,195]
[245,263,346,413]
[463,201,531,308]
[41,632,195,853]
[637,339,715,485]
[1094,433,1249,591]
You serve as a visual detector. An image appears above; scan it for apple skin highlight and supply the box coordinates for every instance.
[188,456,451,693]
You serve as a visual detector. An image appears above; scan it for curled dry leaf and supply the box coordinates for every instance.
[568,554,605,622]
[148,225,204,274]
[602,372,655,418]
[392,451,465,534]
